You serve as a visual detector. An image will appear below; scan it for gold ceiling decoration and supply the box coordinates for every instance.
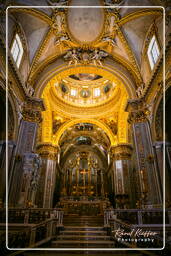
[10,6,162,148]
[40,65,129,146]
[63,48,108,66]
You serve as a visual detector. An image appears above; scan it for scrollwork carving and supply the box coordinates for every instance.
[63,48,108,66]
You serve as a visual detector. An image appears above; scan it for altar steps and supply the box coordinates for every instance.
[63,215,104,227]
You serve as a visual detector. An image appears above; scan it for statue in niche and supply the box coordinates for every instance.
[28,154,42,207]
[30,155,41,191]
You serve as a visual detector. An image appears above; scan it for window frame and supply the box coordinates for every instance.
[94,88,101,97]
[70,88,77,97]
[147,35,160,70]
[10,33,24,68]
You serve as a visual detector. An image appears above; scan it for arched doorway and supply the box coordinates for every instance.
[53,122,112,214]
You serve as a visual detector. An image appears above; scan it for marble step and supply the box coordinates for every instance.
[51,239,115,248]
[56,235,111,240]
[60,230,107,236]
[63,226,105,231]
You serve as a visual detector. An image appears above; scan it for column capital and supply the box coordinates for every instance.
[125,99,150,123]
[110,144,133,160]
[22,97,45,123]
[36,143,59,160]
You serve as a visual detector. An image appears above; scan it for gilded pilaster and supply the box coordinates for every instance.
[9,97,45,207]
[36,143,59,208]
[126,99,162,206]
[110,144,133,208]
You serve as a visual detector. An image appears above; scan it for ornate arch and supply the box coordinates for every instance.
[51,118,117,146]
[35,62,136,99]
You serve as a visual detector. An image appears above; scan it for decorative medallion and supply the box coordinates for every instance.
[67,0,104,44]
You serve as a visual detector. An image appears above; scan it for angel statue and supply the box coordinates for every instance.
[91,49,108,66]
[102,36,116,47]
[55,34,69,45]
[64,49,80,65]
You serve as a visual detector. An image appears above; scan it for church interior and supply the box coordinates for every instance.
[0,0,171,255]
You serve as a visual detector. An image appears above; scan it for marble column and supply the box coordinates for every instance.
[8,97,45,207]
[36,144,59,208]
[110,144,133,208]
[126,99,162,206]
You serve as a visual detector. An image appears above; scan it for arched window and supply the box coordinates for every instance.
[94,88,100,97]
[10,33,24,68]
[147,35,160,70]
[70,88,77,97]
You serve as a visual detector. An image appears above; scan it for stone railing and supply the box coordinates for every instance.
[0,209,64,251]
[0,208,64,225]
[104,208,171,226]
[0,218,57,251]
[104,209,171,249]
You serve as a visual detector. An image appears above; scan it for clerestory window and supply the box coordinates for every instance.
[147,35,160,70]
[94,88,100,97]
[70,88,77,97]
[11,33,24,68]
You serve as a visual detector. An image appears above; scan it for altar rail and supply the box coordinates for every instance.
[104,209,171,226]
[107,217,165,249]
[0,218,58,252]
[0,208,64,225]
